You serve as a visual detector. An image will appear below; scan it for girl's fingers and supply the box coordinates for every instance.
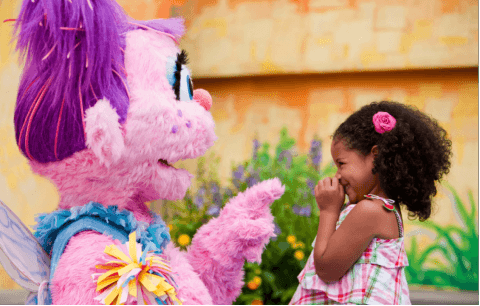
[332,177,338,188]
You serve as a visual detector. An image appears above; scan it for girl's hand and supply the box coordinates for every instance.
[314,177,345,213]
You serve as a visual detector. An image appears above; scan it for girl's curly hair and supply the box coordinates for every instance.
[333,101,452,221]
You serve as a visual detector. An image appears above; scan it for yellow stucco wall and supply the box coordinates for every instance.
[174,0,478,77]
[0,0,477,291]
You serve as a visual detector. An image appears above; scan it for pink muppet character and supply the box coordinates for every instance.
[0,0,285,304]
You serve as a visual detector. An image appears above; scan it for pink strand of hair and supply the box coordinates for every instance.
[19,78,49,146]
[42,42,57,61]
[90,83,97,100]
[79,81,86,139]
[67,42,81,59]
[20,76,40,101]
[113,58,128,76]
[54,93,66,160]
[24,78,53,160]
[86,0,93,10]
[112,68,130,100]
[128,22,179,44]
[18,78,47,143]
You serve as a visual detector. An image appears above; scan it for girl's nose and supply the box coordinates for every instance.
[193,89,212,111]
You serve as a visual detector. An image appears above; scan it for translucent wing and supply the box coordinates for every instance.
[0,200,50,292]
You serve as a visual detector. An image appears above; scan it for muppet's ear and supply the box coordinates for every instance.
[85,99,125,167]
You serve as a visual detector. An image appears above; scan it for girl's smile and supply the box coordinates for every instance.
[331,140,384,204]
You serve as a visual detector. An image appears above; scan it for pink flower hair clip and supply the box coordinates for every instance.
[373,111,396,134]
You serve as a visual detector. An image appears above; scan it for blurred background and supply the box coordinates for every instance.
[0,0,478,304]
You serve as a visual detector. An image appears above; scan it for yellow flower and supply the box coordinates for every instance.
[167,224,173,231]
[252,276,262,285]
[251,299,263,305]
[287,235,296,244]
[178,234,191,246]
[293,242,305,249]
[294,250,305,261]
[247,281,259,290]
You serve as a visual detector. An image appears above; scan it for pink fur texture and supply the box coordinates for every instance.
[187,178,285,305]
[31,26,285,304]
[85,99,125,168]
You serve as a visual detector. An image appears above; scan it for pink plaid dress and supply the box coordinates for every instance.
[290,203,411,305]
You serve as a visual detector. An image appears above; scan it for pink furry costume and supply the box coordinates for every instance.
[2,0,285,304]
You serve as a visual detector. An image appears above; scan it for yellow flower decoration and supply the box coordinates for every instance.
[178,234,190,246]
[287,235,296,244]
[294,250,305,261]
[93,232,182,305]
[252,276,262,285]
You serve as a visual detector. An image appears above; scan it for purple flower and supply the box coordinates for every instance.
[213,193,222,206]
[271,222,282,241]
[194,195,204,209]
[224,188,233,197]
[293,205,311,217]
[307,179,315,195]
[309,139,322,167]
[233,165,244,180]
[210,182,219,194]
[247,176,258,187]
[274,222,282,235]
[207,205,220,217]
[252,139,260,160]
[278,150,292,168]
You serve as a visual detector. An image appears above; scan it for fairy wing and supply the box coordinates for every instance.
[0,200,50,292]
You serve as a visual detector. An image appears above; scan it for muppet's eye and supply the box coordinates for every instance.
[178,67,194,101]
[166,49,194,101]
[187,75,194,100]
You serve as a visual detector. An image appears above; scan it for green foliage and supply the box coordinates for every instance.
[405,184,479,291]
[167,128,336,304]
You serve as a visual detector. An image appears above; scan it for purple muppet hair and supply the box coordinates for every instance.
[13,0,185,163]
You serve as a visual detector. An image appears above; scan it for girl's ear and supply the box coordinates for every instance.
[85,99,125,167]
[371,145,379,157]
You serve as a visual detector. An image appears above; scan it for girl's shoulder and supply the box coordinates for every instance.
[339,199,402,240]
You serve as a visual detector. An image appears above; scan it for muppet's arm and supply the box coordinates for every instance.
[186,178,284,305]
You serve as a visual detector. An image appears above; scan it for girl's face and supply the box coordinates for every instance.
[331,139,380,204]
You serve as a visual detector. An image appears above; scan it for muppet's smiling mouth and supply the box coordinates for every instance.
[158,159,175,168]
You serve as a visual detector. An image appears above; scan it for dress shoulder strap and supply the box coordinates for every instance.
[364,194,403,237]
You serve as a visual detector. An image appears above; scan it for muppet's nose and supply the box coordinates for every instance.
[193,89,212,111]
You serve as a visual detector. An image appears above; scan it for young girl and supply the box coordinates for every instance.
[290,101,452,305]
